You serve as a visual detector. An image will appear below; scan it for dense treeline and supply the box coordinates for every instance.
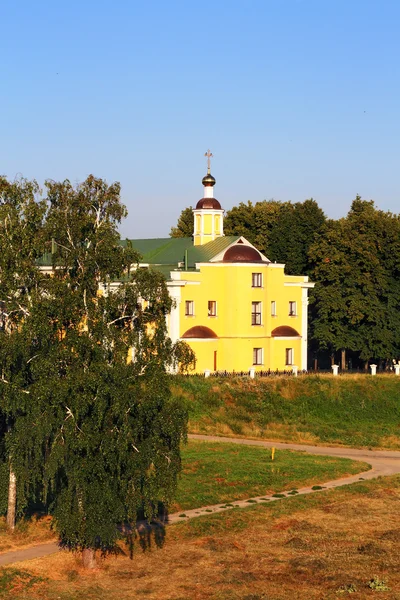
[171,198,400,368]
[0,175,194,567]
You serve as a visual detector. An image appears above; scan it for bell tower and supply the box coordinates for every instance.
[193,150,224,246]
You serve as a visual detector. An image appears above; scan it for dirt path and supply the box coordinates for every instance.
[2,434,400,567]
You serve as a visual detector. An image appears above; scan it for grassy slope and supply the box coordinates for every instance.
[173,439,369,511]
[5,475,400,599]
[172,375,400,448]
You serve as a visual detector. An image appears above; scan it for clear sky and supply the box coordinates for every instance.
[1,0,400,238]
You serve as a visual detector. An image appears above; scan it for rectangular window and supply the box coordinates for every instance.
[286,348,294,366]
[252,273,262,288]
[185,300,194,316]
[271,301,276,316]
[289,301,297,316]
[208,300,217,316]
[253,348,263,365]
[251,301,262,325]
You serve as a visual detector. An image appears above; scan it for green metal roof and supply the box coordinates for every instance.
[187,236,239,264]
[38,236,241,279]
[123,236,240,267]
[122,237,193,264]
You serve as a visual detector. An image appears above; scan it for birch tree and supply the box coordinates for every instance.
[0,176,46,529]
[39,176,193,567]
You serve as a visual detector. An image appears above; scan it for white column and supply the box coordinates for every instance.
[193,211,197,236]
[301,287,308,371]
[168,285,181,343]
[395,364,400,376]
[332,365,339,376]
[249,368,255,379]
[204,186,213,198]
[370,364,377,376]
[292,365,298,376]
[204,370,211,378]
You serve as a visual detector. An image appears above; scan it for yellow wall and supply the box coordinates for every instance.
[203,214,212,235]
[176,263,306,373]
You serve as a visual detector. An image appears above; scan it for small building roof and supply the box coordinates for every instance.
[271,326,301,337]
[182,325,218,339]
[223,245,263,262]
[195,198,222,210]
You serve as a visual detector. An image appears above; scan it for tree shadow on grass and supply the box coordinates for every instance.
[122,501,168,559]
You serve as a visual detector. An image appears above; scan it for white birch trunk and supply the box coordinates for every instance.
[6,466,16,531]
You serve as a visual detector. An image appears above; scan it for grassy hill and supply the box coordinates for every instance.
[171,374,400,449]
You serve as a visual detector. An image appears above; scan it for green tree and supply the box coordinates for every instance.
[37,176,194,567]
[0,176,46,529]
[170,207,194,237]
[309,198,400,367]
[225,199,326,275]
[224,201,258,245]
[267,199,326,275]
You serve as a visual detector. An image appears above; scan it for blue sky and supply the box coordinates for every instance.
[1,0,400,238]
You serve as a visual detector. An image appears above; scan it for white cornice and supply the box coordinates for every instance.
[166,281,187,288]
[284,282,315,288]
[195,262,272,268]
[167,280,200,287]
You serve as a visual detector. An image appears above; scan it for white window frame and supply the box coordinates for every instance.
[253,347,263,365]
[286,348,294,366]
[289,301,297,316]
[271,301,276,316]
[185,300,194,316]
[208,300,217,317]
[251,301,262,326]
[252,272,262,288]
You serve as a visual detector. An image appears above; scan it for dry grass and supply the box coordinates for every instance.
[189,419,326,446]
[0,516,56,553]
[4,476,400,599]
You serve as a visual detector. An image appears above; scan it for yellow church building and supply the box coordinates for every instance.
[124,153,314,374]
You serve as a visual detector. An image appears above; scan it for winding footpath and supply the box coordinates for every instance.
[1,433,400,567]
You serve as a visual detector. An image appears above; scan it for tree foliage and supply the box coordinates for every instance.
[39,176,193,553]
[0,176,47,518]
[170,207,194,238]
[309,198,400,364]
[224,199,326,275]
[0,175,194,559]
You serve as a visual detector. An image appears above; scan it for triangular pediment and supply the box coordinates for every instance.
[209,237,270,263]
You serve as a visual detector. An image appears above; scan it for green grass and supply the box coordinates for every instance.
[172,375,400,448]
[172,440,370,510]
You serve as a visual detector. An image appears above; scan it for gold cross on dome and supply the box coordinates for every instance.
[204,149,213,173]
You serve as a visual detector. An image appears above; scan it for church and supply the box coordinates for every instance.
[124,152,314,374]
